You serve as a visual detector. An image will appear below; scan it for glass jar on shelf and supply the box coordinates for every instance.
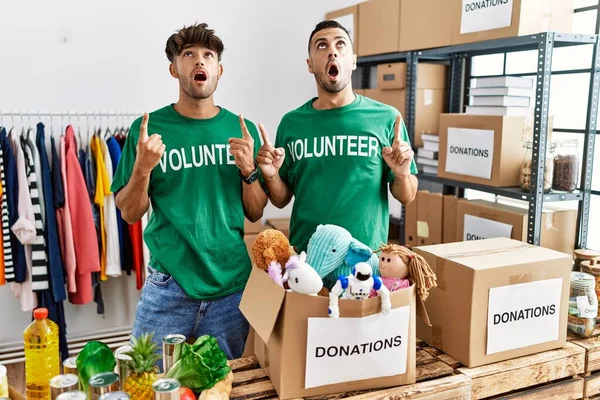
[568,271,598,338]
[520,141,555,192]
[552,139,580,192]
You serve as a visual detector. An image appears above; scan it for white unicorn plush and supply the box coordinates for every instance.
[282,251,323,296]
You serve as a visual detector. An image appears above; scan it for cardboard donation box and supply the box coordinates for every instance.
[368,63,447,147]
[456,199,577,255]
[452,0,574,45]
[438,114,526,187]
[415,238,571,368]
[240,267,430,399]
[358,0,453,56]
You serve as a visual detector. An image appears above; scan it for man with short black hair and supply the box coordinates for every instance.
[256,20,418,279]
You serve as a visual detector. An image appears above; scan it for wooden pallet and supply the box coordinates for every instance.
[456,342,585,399]
[229,347,459,400]
[570,336,600,399]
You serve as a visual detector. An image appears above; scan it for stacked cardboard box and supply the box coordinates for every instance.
[362,63,447,147]
[265,217,290,238]
[327,0,573,55]
[244,219,267,263]
[405,194,576,254]
[438,113,527,187]
[405,190,458,247]
[415,237,572,368]
[451,0,574,45]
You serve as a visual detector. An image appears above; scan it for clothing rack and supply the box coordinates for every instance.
[0,110,144,138]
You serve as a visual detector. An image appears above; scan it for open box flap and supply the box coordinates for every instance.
[239,267,286,344]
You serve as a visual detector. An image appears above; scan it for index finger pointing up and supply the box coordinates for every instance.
[393,114,402,144]
[139,112,149,141]
[239,114,251,139]
[258,123,272,147]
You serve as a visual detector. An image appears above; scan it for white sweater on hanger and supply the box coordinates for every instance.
[100,138,121,278]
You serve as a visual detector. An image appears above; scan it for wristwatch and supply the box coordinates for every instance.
[239,162,259,184]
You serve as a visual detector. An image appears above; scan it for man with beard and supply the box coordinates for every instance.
[256,20,418,260]
[111,23,267,361]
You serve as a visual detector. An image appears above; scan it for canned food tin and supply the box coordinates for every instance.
[0,365,8,398]
[51,374,80,400]
[63,357,78,376]
[56,391,87,400]
[113,345,132,391]
[152,378,180,400]
[161,334,186,374]
[99,391,130,400]
[89,372,119,400]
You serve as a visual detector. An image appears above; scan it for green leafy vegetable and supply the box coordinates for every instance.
[165,335,230,393]
[76,341,117,392]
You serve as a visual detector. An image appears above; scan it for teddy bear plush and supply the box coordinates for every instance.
[251,229,292,272]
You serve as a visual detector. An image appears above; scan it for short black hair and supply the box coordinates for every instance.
[165,23,225,62]
[308,20,352,52]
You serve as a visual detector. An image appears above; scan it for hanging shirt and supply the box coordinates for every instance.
[90,136,110,280]
[99,138,121,277]
[25,134,45,225]
[59,136,77,293]
[36,123,66,303]
[81,145,104,314]
[2,128,26,283]
[0,180,4,286]
[0,130,12,284]
[9,131,39,312]
[106,137,125,269]
[21,137,50,293]
[51,136,66,265]
[65,126,99,305]
[112,137,133,276]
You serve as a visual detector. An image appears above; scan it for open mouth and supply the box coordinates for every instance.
[327,64,339,79]
[193,70,208,82]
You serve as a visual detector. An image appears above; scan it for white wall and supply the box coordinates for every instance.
[1,0,404,344]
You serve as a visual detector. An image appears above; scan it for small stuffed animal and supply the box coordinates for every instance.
[371,243,437,301]
[282,252,323,296]
[306,224,379,289]
[251,228,291,273]
[328,262,391,318]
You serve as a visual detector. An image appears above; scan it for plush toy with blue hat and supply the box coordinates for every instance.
[306,224,379,289]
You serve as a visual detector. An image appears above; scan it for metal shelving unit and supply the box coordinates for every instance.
[357,31,600,249]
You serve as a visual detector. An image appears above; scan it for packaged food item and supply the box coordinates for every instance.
[56,391,87,400]
[113,345,132,391]
[24,308,60,400]
[50,374,80,400]
[520,141,555,192]
[161,335,185,374]
[89,372,119,400]
[568,271,599,337]
[63,357,78,376]
[581,258,600,319]
[574,249,600,271]
[152,379,180,400]
[99,391,130,400]
[552,139,580,192]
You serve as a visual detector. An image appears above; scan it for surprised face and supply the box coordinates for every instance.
[379,251,408,279]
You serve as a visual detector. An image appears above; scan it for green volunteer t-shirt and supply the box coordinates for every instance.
[274,93,418,253]
[111,105,262,300]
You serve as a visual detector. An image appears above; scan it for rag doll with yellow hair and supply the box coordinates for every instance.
[370,244,437,302]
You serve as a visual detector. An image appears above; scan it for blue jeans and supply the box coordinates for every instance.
[131,266,249,368]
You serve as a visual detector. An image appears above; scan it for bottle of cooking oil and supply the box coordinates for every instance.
[24,308,60,400]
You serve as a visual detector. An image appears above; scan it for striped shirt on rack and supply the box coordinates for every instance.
[22,138,49,291]
[0,129,14,282]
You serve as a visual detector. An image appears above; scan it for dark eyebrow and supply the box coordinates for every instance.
[314,36,347,46]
